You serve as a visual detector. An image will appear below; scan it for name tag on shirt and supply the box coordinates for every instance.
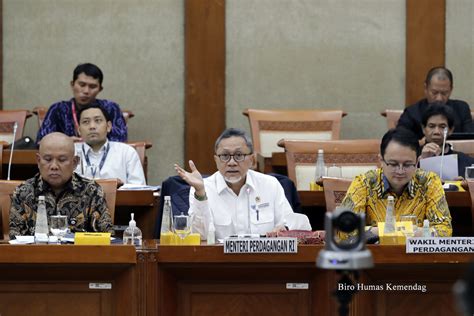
[224,237,298,254]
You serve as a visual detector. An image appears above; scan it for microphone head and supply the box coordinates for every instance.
[13,121,18,131]
[443,127,448,137]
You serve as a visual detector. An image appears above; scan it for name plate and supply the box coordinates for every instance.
[406,237,474,253]
[224,237,298,254]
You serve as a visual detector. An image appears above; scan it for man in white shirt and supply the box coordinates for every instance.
[75,103,146,185]
[174,128,311,240]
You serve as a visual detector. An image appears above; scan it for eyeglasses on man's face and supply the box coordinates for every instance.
[383,159,417,172]
[216,152,252,163]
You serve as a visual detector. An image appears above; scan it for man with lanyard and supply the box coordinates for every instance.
[174,128,311,240]
[340,127,452,237]
[9,132,114,239]
[36,63,127,143]
[74,103,146,185]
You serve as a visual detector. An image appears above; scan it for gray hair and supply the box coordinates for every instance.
[214,128,254,153]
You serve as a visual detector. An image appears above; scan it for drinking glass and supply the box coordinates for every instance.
[327,164,342,178]
[173,213,191,240]
[465,166,474,180]
[50,215,68,244]
[400,215,417,237]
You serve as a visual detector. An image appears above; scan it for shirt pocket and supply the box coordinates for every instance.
[213,212,233,238]
[250,208,275,233]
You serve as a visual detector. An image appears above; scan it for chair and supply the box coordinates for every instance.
[243,109,346,157]
[0,110,32,144]
[33,106,135,127]
[95,178,118,222]
[449,140,474,158]
[279,139,381,190]
[465,180,474,235]
[380,109,403,129]
[322,177,352,213]
[127,141,152,181]
[0,180,24,240]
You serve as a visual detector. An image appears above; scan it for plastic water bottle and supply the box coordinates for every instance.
[123,213,142,247]
[384,196,395,234]
[207,221,216,245]
[422,219,431,237]
[313,149,326,191]
[34,196,49,243]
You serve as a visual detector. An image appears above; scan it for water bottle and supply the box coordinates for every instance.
[34,196,49,243]
[422,219,431,237]
[123,213,142,247]
[313,149,326,191]
[384,196,395,234]
[207,221,216,245]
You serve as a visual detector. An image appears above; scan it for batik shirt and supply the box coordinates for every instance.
[340,168,452,237]
[36,98,127,142]
[9,173,114,239]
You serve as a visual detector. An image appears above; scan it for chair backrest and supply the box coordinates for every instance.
[95,178,118,222]
[380,109,403,129]
[465,180,474,235]
[322,177,353,213]
[243,109,345,157]
[0,110,31,143]
[33,106,135,127]
[127,141,152,181]
[279,139,381,190]
[449,140,474,158]
[0,180,24,240]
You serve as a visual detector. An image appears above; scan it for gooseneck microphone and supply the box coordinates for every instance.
[439,127,448,180]
[7,122,18,181]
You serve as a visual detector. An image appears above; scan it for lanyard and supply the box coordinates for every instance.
[82,143,110,178]
[71,100,80,136]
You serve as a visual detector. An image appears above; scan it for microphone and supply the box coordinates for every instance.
[7,122,18,181]
[439,127,448,180]
[246,187,251,234]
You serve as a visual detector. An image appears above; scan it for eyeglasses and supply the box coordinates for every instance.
[383,159,417,172]
[216,152,251,163]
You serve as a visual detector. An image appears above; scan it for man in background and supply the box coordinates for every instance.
[75,102,146,185]
[9,132,113,239]
[420,103,474,178]
[36,63,127,142]
[397,66,474,139]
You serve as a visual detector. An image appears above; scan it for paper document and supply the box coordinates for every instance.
[118,184,161,191]
[419,154,458,180]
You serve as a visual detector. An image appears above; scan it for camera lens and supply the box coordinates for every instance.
[334,211,358,233]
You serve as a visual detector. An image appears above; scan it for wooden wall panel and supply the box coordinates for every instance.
[406,0,446,106]
[185,0,226,174]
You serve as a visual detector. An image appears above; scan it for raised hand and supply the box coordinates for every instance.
[174,160,206,196]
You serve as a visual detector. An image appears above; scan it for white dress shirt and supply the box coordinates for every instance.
[75,141,146,185]
[189,169,311,240]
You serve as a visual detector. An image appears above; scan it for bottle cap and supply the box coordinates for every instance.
[129,213,136,227]
[164,196,171,201]
[38,196,45,201]
[423,219,429,227]
[318,149,324,154]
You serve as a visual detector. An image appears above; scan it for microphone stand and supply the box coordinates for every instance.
[439,127,448,180]
[7,122,18,181]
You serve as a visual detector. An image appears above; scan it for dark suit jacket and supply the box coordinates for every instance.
[397,98,474,139]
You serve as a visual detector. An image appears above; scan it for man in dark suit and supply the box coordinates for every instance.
[398,66,474,139]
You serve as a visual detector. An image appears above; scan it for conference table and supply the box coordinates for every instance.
[0,242,470,316]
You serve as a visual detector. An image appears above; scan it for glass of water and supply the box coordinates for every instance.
[50,215,68,244]
[173,213,191,240]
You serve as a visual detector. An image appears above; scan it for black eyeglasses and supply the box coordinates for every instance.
[383,159,417,172]
[216,152,252,163]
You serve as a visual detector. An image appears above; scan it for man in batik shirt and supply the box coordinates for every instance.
[340,127,452,237]
[9,132,113,239]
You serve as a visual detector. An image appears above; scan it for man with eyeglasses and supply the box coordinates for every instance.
[420,103,474,178]
[397,66,474,140]
[340,127,452,237]
[174,128,311,240]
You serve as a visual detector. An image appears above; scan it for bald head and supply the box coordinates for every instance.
[37,132,79,193]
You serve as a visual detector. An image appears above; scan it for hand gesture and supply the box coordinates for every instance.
[421,142,441,159]
[174,160,206,196]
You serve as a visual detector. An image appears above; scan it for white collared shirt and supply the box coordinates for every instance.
[75,141,146,185]
[188,169,311,240]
